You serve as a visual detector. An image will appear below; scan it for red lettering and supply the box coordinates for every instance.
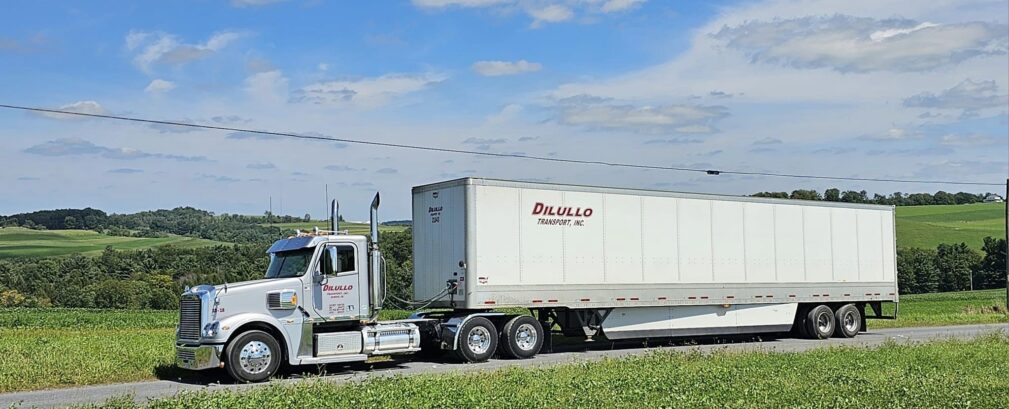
[584,208,593,217]
[532,202,544,215]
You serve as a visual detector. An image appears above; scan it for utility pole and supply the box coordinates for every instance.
[325,184,329,222]
[1004,178,1007,309]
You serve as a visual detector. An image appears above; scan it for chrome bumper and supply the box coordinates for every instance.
[176,344,223,370]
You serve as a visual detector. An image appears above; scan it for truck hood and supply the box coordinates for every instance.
[215,278,276,293]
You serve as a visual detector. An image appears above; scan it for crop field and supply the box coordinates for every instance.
[263,221,408,235]
[0,228,223,259]
[87,334,1009,409]
[895,202,1005,250]
[1,290,1006,394]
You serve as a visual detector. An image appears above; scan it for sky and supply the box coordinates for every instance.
[1,0,1007,221]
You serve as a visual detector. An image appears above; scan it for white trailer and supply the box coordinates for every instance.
[412,178,897,340]
[176,177,898,383]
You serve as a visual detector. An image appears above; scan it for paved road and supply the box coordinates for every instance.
[3,323,1005,408]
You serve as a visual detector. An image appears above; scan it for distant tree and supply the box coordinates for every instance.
[752,192,789,199]
[824,188,841,202]
[978,237,1007,290]
[897,247,938,294]
[303,213,312,222]
[907,193,934,206]
[63,216,79,229]
[933,191,956,205]
[935,243,981,292]
[840,190,867,203]
[789,189,822,201]
[954,192,982,204]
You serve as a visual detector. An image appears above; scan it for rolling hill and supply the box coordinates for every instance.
[0,228,225,259]
[895,202,1005,250]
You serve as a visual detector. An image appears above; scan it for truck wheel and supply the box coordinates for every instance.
[499,316,544,359]
[453,317,498,363]
[225,330,282,383]
[834,304,861,338]
[805,305,835,339]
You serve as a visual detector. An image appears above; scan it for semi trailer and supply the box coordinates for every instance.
[176,178,898,382]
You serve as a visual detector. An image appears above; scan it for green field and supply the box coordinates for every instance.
[1,290,1006,394]
[0,228,224,259]
[90,335,1009,409]
[895,202,1005,250]
[264,221,408,235]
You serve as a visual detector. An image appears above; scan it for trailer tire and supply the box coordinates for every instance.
[805,305,835,339]
[225,330,282,383]
[499,316,544,359]
[453,317,498,363]
[834,304,861,338]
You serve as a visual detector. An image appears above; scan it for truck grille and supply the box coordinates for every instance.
[178,297,202,340]
[177,348,196,362]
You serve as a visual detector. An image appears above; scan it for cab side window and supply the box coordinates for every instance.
[335,245,356,274]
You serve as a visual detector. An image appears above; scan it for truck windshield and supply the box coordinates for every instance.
[265,248,314,279]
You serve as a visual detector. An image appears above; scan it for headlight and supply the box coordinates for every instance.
[203,322,220,338]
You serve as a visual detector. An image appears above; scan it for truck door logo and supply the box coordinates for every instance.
[429,206,442,224]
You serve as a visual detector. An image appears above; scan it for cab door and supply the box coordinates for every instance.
[313,242,363,321]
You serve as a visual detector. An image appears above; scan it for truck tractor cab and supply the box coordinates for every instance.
[175,194,423,382]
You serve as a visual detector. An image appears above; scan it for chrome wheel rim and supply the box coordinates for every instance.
[239,340,272,374]
[467,326,492,355]
[843,311,858,332]
[816,312,831,334]
[514,323,538,351]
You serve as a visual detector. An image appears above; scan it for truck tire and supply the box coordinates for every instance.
[225,330,282,383]
[499,316,544,359]
[805,305,835,339]
[453,317,498,363]
[834,304,861,338]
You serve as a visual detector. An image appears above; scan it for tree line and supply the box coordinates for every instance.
[897,237,1006,294]
[752,189,997,206]
[0,229,416,309]
[0,207,309,244]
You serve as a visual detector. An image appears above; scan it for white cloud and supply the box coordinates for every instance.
[487,103,524,124]
[412,0,643,26]
[904,78,1009,115]
[37,100,105,120]
[144,79,176,94]
[598,0,644,13]
[126,30,245,72]
[244,70,289,104]
[555,95,728,133]
[24,137,207,162]
[472,60,542,76]
[713,16,1007,73]
[294,73,444,108]
[528,5,573,26]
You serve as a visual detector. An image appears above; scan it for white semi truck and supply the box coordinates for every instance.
[177,178,898,382]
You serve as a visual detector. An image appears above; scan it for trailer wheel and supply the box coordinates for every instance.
[834,304,861,338]
[499,316,544,359]
[454,317,498,363]
[225,330,281,383]
[805,305,835,339]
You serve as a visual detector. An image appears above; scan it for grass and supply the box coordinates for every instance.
[0,228,224,259]
[262,221,408,235]
[872,288,1008,329]
[1,289,1006,394]
[86,334,1009,409]
[895,202,1005,250]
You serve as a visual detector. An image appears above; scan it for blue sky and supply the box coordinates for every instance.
[1,0,1007,220]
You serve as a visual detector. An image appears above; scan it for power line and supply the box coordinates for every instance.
[1,103,1003,187]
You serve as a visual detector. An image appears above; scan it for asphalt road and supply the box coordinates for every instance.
[2,323,1006,408]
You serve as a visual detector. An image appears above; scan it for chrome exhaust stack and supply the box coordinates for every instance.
[368,193,384,320]
[330,199,338,233]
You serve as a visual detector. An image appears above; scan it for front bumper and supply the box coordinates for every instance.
[176,344,224,370]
